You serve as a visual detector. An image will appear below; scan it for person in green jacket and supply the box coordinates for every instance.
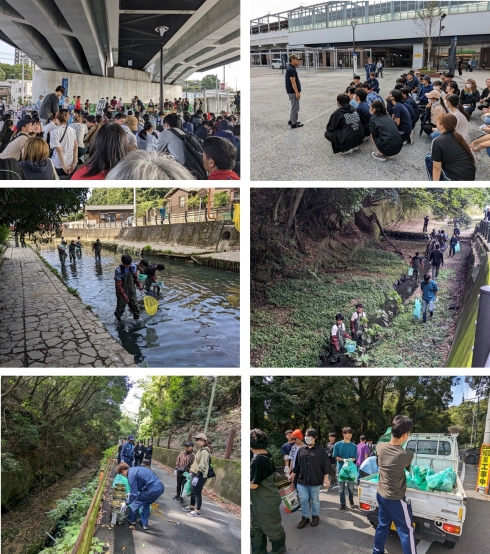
[251,429,286,554]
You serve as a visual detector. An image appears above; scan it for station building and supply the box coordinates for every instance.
[250,1,490,70]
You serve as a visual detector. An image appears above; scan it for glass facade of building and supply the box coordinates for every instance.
[289,1,490,32]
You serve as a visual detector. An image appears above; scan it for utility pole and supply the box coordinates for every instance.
[204,376,218,435]
[484,394,490,445]
[21,55,25,107]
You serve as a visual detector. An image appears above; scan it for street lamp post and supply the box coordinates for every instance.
[436,13,446,72]
[351,21,357,78]
[155,26,169,113]
[204,376,218,435]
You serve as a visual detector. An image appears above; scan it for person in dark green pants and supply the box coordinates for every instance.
[251,429,286,554]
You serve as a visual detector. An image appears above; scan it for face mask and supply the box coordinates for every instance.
[305,436,314,445]
[466,84,471,89]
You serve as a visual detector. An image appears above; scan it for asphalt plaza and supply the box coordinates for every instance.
[276,459,489,554]
[251,66,490,181]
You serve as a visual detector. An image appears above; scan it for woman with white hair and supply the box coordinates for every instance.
[105,150,196,180]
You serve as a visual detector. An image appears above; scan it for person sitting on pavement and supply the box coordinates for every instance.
[369,100,404,162]
[425,113,476,181]
[324,94,365,155]
[0,118,33,161]
[354,88,372,140]
[367,72,380,93]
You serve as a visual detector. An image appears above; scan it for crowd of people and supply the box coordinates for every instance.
[251,415,416,554]
[285,53,489,180]
[0,86,240,180]
[116,432,213,522]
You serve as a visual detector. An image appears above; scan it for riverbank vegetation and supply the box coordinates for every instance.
[251,188,487,368]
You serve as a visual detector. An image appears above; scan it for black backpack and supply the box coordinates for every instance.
[0,158,25,180]
[168,128,207,180]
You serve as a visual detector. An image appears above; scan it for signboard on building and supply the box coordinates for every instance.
[477,445,490,494]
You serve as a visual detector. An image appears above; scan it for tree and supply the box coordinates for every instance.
[0,188,89,235]
[413,1,443,72]
[86,188,171,206]
[0,63,33,80]
[213,191,230,208]
[0,68,5,81]
[201,74,219,90]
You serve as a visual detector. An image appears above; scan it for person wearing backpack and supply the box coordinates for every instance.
[182,433,211,517]
[156,113,186,164]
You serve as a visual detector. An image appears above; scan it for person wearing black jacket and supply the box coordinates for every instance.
[325,432,338,487]
[290,429,331,529]
[429,244,444,278]
[460,79,480,116]
[134,442,145,467]
[145,442,153,466]
[369,101,403,161]
[478,78,490,111]
[325,94,364,155]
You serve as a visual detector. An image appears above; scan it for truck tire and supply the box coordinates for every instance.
[443,539,456,549]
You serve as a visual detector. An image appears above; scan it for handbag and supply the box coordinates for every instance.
[177,466,185,472]
[207,456,216,478]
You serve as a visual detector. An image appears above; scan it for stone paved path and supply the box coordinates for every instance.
[0,245,137,367]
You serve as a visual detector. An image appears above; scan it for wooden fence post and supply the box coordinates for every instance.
[224,428,236,459]
[167,434,171,449]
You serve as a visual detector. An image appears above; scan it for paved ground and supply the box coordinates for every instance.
[272,459,488,554]
[97,462,241,554]
[0,245,136,367]
[251,66,490,181]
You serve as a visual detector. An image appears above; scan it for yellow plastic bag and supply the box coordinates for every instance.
[144,295,159,316]
[233,203,240,232]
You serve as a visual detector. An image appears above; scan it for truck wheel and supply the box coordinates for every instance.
[443,540,456,549]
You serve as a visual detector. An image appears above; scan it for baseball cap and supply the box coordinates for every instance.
[291,429,304,440]
[128,435,134,440]
[420,75,431,82]
[426,90,441,99]
[16,118,32,131]
[289,54,301,61]
[184,441,195,447]
[193,433,207,441]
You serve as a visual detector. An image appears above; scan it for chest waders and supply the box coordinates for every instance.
[115,269,140,318]
[329,326,346,363]
[353,315,364,346]
[251,473,286,554]
[59,248,67,264]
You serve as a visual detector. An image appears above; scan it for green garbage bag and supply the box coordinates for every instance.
[339,459,358,482]
[370,473,379,483]
[378,427,392,443]
[182,471,192,497]
[112,474,130,494]
[405,465,435,491]
[426,468,456,492]
[413,297,422,319]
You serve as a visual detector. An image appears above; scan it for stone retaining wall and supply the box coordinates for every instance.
[63,222,239,251]
[151,447,240,506]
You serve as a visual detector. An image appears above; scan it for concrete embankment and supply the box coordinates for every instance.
[63,222,240,273]
[0,246,136,368]
[151,446,240,506]
[446,232,490,368]
[63,222,239,251]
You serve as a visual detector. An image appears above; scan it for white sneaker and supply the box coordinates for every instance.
[353,146,360,151]
[341,149,354,155]
[372,152,387,161]
[187,510,202,517]
[181,506,192,512]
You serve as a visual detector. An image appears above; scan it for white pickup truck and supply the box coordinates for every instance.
[358,433,466,550]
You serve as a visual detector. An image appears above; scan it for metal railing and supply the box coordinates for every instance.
[65,206,236,229]
[137,428,240,459]
[71,450,115,554]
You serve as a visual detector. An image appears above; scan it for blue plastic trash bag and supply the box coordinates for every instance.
[112,474,130,493]
[345,340,356,353]
[339,459,358,482]
[455,242,460,253]
[413,297,422,319]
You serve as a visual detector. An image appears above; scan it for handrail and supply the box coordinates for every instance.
[71,452,115,554]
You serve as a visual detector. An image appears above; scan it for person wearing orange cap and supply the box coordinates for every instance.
[288,430,305,488]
